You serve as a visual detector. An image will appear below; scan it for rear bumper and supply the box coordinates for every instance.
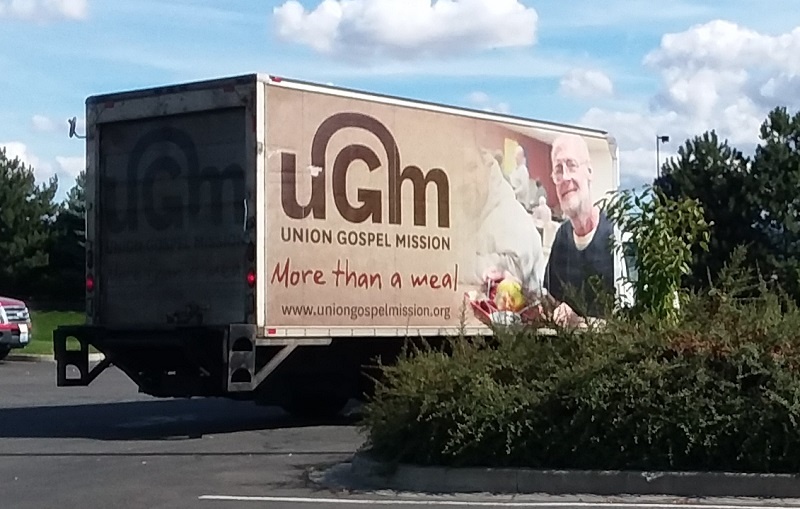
[53,323,237,393]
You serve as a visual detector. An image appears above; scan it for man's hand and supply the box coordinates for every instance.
[552,301,585,327]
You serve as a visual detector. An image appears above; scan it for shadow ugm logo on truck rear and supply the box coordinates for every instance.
[105,125,245,233]
[281,112,450,228]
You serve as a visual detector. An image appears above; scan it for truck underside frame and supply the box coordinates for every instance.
[53,324,413,418]
[54,324,330,396]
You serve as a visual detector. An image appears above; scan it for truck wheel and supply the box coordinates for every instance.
[280,387,349,421]
[0,347,10,361]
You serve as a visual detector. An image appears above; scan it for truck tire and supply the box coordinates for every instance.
[0,346,10,361]
[280,387,349,421]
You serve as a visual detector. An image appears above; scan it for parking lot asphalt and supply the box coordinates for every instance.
[0,359,363,509]
[7,360,800,509]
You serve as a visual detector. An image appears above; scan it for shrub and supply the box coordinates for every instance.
[359,256,800,473]
[602,183,711,325]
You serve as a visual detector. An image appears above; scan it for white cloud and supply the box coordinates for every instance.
[644,19,800,141]
[272,0,538,60]
[580,108,679,182]
[467,91,510,113]
[0,0,88,21]
[468,91,490,104]
[31,114,57,132]
[84,32,571,81]
[581,108,677,156]
[1,141,55,183]
[559,69,614,99]
[580,19,800,186]
[1,143,83,199]
[644,20,800,73]
[31,115,82,136]
[2,141,40,169]
[618,148,665,188]
[55,155,84,178]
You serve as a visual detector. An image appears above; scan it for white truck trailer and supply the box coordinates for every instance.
[54,73,628,418]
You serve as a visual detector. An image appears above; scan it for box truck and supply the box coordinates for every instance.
[54,73,629,418]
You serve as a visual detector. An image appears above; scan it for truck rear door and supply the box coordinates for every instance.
[86,77,259,327]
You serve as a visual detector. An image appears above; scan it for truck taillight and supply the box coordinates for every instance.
[246,270,256,288]
[86,275,95,292]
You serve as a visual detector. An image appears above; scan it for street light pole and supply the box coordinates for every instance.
[656,134,670,176]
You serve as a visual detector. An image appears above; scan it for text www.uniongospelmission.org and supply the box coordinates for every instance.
[280,303,452,321]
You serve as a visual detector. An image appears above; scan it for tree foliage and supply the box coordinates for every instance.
[602,184,710,325]
[750,107,800,300]
[655,131,760,290]
[63,170,85,216]
[0,147,58,297]
[654,106,800,302]
[45,170,86,303]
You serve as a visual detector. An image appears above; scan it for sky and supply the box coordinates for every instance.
[1,0,799,202]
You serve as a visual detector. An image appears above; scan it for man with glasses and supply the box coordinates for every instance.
[543,133,616,326]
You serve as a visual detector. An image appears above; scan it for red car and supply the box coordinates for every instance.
[0,296,32,360]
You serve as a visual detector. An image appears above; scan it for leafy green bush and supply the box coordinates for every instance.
[603,183,710,325]
[360,255,800,473]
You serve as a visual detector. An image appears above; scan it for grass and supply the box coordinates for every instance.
[24,310,85,355]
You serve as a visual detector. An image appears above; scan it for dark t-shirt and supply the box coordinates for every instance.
[543,211,616,318]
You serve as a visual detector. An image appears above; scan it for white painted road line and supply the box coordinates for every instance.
[198,495,800,508]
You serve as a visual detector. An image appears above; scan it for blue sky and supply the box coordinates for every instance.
[2,0,799,202]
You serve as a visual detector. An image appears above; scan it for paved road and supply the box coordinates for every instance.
[0,359,366,509]
[4,360,800,509]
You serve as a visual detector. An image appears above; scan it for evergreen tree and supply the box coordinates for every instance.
[750,107,800,299]
[654,130,761,290]
[0,147,58,297]
[654,106,800,301]
[47,170,86,305]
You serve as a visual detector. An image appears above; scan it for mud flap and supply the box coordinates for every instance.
[227,324,257,392]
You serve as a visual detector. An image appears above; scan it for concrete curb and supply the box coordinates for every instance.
[6,352,105,363]
[6,353,55,363]
[350,452,800,498]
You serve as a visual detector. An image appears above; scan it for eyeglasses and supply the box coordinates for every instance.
[551,158,587,181]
